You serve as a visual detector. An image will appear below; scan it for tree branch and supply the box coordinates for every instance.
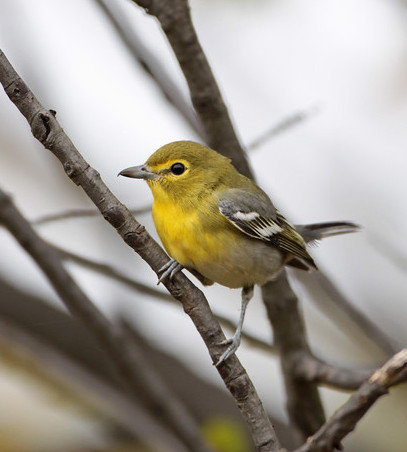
[261,274,326,439]
[32,206,151,225]
[311,271,397,355]
[0,48,279,452]
[293,354,372,391]
[247,104,321,152]
[94,0,204,137]
[131,0,252,177]
[293,349,407,452]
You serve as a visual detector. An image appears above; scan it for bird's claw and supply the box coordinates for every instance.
[157,259,183,284]
[215,334,241,367]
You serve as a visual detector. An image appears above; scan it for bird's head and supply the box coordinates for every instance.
[119,141,233,203]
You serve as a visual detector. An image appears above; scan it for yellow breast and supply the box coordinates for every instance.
[153,198,223,268]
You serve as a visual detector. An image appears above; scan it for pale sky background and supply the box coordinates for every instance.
[0,0,407,451]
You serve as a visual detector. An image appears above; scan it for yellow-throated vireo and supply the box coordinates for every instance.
[119,141,359,365]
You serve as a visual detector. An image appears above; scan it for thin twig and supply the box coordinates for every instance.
[293,349,407,452]
[33,206,151,225]
[367,229,407,273]
[247,104,322,152]
[294,354,372,391]
[311,271,397,355]
[295,352,407,392]
[94,0,204,137]
[0,47,279,452]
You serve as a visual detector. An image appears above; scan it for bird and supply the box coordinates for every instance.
[119,141,359,366]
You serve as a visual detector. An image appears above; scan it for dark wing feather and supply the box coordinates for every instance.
[219,189,316,269]
[274,212,317,268]
[218,189,280,240]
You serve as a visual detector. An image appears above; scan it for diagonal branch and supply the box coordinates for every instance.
[293,354,372,391]
[262,274,326,438]
[247,104,321,152]
[32,206,151,225]
[293,349,407,452]
[131,0,252,177]
[0,48,280,452]
[94,0,204,137]
[311,271,397,355]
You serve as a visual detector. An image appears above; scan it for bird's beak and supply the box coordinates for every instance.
[118,164,158,181]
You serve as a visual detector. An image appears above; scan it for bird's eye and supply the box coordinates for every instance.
[170,162,186,175]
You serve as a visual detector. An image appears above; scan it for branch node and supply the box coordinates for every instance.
[135,223,146,234]
[63,160,90,183]
[169,285,185,299]
[4,77,27,101]
[123,224,147,249]
[103,206,127,229]
[224,370,250,400]
[30,110,55,144]
[369,348,407,387]
[39,112,51,140]
[63,161,75,177]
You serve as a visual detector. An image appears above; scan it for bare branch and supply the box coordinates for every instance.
[94,0,204,137]
[368,229,407,274]
[293,349,407,452]
[0,48,280,452]
[131,0,252,177]
[294,354,372,391]
[262,274,326,439]
[33,206,151,225]
[369,349,407,386]
[311,271,397,355]
[247,104,322,152]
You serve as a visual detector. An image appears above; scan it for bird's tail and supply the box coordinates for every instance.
[295,221,361,244]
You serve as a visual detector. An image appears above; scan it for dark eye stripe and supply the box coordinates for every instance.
[170,162,186,175]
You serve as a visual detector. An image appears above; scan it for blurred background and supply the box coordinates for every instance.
[0,0,407,451]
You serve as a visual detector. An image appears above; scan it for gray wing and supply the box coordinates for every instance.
[218,188,316,268]
[218,188,283,241]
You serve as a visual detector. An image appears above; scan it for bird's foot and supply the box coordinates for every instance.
[157,258,183,284]
[215,333,242,367]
